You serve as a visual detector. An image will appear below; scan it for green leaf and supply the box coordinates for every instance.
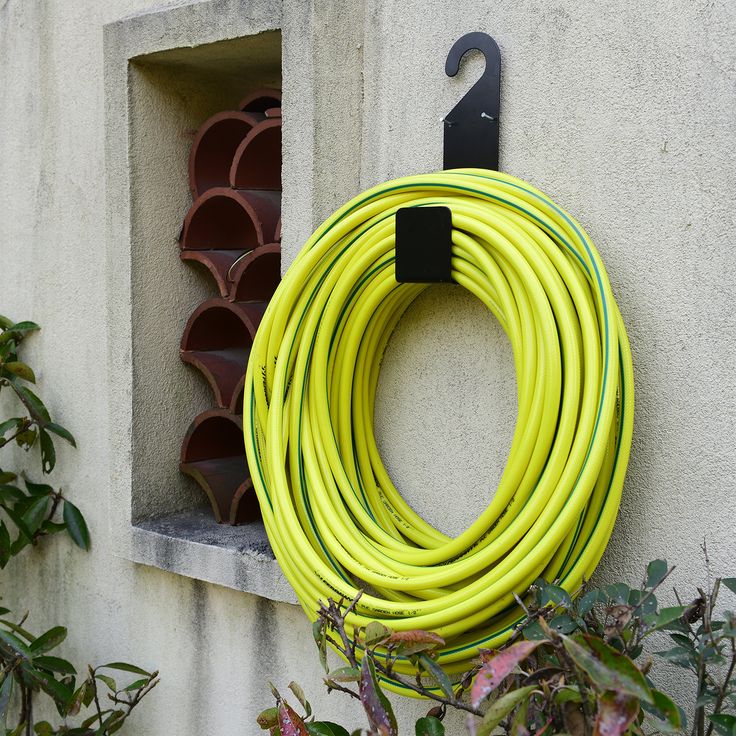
[45,422,76,448]
[418,653,454,700]
[312,620,328,673]
[26,668,72,706]
[0,471,18,484]
[99,661,151,677]
[82,708,111,728]
[41,520,67,535]
[554,685,582,704]
[709,714,736,736]
[723,579,736,595]
[605,584,631,604]
[654,646,697,668]
[522,620,547,641]
[0,485,25,505]
[642,689,681,733]
[11,384,50,423]
[63,500,90,550]
[0,673,13,727]
[0,419,22,439]
[81,678,95,707]
[0,628,31,659]
[123,678,149,691]
[307,724,351,736]
[39,429,55,474]
[7,321,40,335]
[364,621,392,647]
[646,560,669,589]
[29,626,67,654]
[0,522,10,568]
[509,695,531,736]
[0,618,37,642]
[327,666,361,683]
[0,315,13,330]
[97,708,126,732]
[539,582,572,609]
[562,635,653,703]
[34,721,54,736]
[96,674,117,691]
[289,681,311,717]
[549,614,578,634]
[578,590,605,616]
[14,428,37,450]
[9,534,30,557]
[22,495,50,535]
[476,685,536,736]
[415,716,445,736]
[257,707,280,729]
[24,479,53,496]
[32,655,76,675]
[2,362,35,383]
[647,606,686,633]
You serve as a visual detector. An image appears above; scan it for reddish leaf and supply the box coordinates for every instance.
[594,691,640,736]
[359,655,397,736]
[388,629,445,656]
[471,640,546,707]
[386,630,444,646]
[278,701,309,736]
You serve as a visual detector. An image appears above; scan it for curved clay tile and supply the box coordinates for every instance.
[228,243,281,302]
[180,249,251,298]
[179,408,259,524]
[229,118,282,191]
[180,299,268,408]
[238,88,282,113]
[188,110,260,198]
[180,188,281,250]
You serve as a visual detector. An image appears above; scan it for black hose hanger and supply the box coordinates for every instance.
[396,32,502,284]
[443,32,501,171]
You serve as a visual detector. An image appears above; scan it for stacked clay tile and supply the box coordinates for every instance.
[179,89,282,524]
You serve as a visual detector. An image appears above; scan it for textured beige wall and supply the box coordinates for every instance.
[1,0,735,734]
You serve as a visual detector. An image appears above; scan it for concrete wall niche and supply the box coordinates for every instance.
[128,31,281,523]
[105,1,293,603]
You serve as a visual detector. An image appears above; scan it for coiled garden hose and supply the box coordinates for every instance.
[243,168,634,694]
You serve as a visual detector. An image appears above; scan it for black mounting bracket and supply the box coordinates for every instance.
[396,32,501,284]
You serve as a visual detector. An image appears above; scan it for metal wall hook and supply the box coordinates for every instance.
[396,32,502,285]
[443,32,501,171]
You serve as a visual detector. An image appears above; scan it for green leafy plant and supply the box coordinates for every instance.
[0,316,85,563]
[0,316,158,735]
[258,555,736,736]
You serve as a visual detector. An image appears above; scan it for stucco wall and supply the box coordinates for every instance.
[1,0,735,734]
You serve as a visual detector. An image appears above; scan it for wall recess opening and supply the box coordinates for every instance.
[127,31,281,536]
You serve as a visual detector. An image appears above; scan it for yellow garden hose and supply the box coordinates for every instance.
[243,168,634,694]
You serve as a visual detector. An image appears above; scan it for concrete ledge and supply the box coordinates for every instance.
[132,508,296,604]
